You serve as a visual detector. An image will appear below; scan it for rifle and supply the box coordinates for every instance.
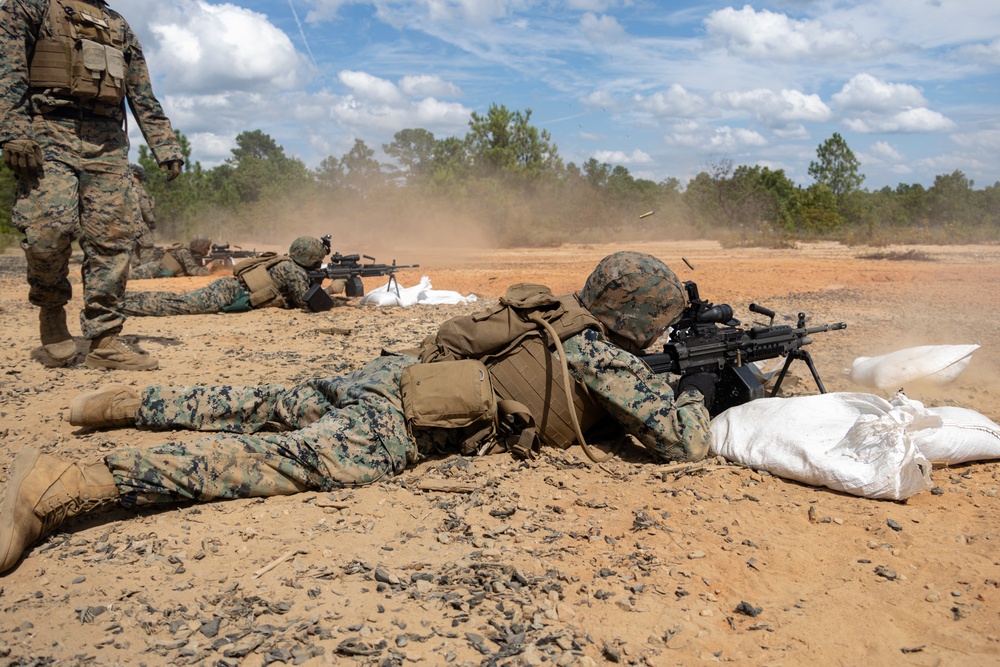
[193,243,260,268]
[307,252,419,298]
[638,281,847,416]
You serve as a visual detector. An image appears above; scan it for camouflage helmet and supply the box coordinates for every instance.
[129,163,146,181]
[189,235,212,255]
[579,251,688,351]
[288,236,327,268]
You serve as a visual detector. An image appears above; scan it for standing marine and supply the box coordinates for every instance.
[0,251,717,574]
[128,163,158,267]
[0,0,184,370]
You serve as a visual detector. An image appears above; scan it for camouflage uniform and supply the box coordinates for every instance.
[129,244,210,280]
[103,329,710,505]
[130,180,157,267]
[121,258,314,315]
[0,0,183,340]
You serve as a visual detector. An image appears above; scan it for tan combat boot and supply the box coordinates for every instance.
[67,384,141,428]
[39,306,77,364]
[0,447,119,573]
[84,333,158,371]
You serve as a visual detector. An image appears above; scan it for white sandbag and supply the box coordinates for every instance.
[711,392,933,500]
[361,276,478,307]
[848,344,979,389]
[890,394,1000,464]
[418,289,478,305]
[361,276,431,307]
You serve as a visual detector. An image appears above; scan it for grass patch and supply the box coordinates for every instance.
[856,249,935,261]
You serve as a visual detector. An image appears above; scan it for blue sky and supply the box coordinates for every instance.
[124,0,1000,191]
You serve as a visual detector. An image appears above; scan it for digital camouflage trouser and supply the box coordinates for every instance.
[121,277,245,316]
[13,115,142,339]
[131,224,156,267]
[103,355,426,506]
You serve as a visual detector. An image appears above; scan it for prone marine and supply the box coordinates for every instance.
[0,251,715,573]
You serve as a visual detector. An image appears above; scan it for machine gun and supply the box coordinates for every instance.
[306,251,419,298]
[193,243,260,268]
[638,281,847,416]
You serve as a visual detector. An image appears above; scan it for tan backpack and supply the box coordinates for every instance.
[233,253,288,308]
[418,283,614,462]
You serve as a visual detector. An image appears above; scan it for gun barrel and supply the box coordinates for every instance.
[805,322,847,334]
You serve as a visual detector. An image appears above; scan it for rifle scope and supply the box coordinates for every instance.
[695,303,733,324]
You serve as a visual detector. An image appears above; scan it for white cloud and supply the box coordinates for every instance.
[409,97,473,126]
[663,121,709,148]
[951,129,1000,151]
[579,13,626,44]
[713,88,831,126]
[709,126,768,149]
[956,38,1000,65]
[147,2,308,93]
[399,75,462,98]
[188,132,239,163]
[772,123,810,140]
[832,74,927,112]
[633,85,707,118]
[566,0,622,10]
[704,6,895,61]
[592,149,652,165]
[845,108,955,133]
[339,71,406,105]
[869,141,903,161]
[581,90,617,110]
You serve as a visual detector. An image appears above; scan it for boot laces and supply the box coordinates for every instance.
[38,494,116,534]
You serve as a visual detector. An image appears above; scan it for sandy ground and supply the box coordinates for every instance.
[0,240,998,666]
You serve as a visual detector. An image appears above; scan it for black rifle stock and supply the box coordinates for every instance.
[639,281,846,416]
[307,252,419,297]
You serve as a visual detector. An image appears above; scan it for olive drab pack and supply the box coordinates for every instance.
[29,0,128,111]
[233,253,288,309]
[419,283,613,461]
[400,359,500,456]
[159,244,184,275]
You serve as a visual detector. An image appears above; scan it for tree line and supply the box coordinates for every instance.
[2,105,998,250]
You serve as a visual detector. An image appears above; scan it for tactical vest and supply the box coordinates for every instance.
[159,244,184,275]
[233,253,287,309]
[420,283,611,455]
[29,0,127,112]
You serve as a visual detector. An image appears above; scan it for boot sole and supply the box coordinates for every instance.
[84,356,158,371]
[42,340,78,363]
[0,446,42,571]
[69,384,130,427]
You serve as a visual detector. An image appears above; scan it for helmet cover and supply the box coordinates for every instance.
[288,236,327,268]
[129,163,146,181]
[579,251,687,350]
[189,235,212,255]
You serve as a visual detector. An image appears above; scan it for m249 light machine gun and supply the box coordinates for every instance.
[193,243,260,268]
[638,281,847,416]
[303,250,419,311]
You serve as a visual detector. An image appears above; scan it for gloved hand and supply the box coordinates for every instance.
[2,138,43,180]
[677,372,717,411]
[160,159,183,181]
[326,278,347,296]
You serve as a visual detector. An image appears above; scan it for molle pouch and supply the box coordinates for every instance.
[160,251,183,276]
[99,46,126,103]
[304,283,334,312]
[401,360,498,455]
[72,39,107,99]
